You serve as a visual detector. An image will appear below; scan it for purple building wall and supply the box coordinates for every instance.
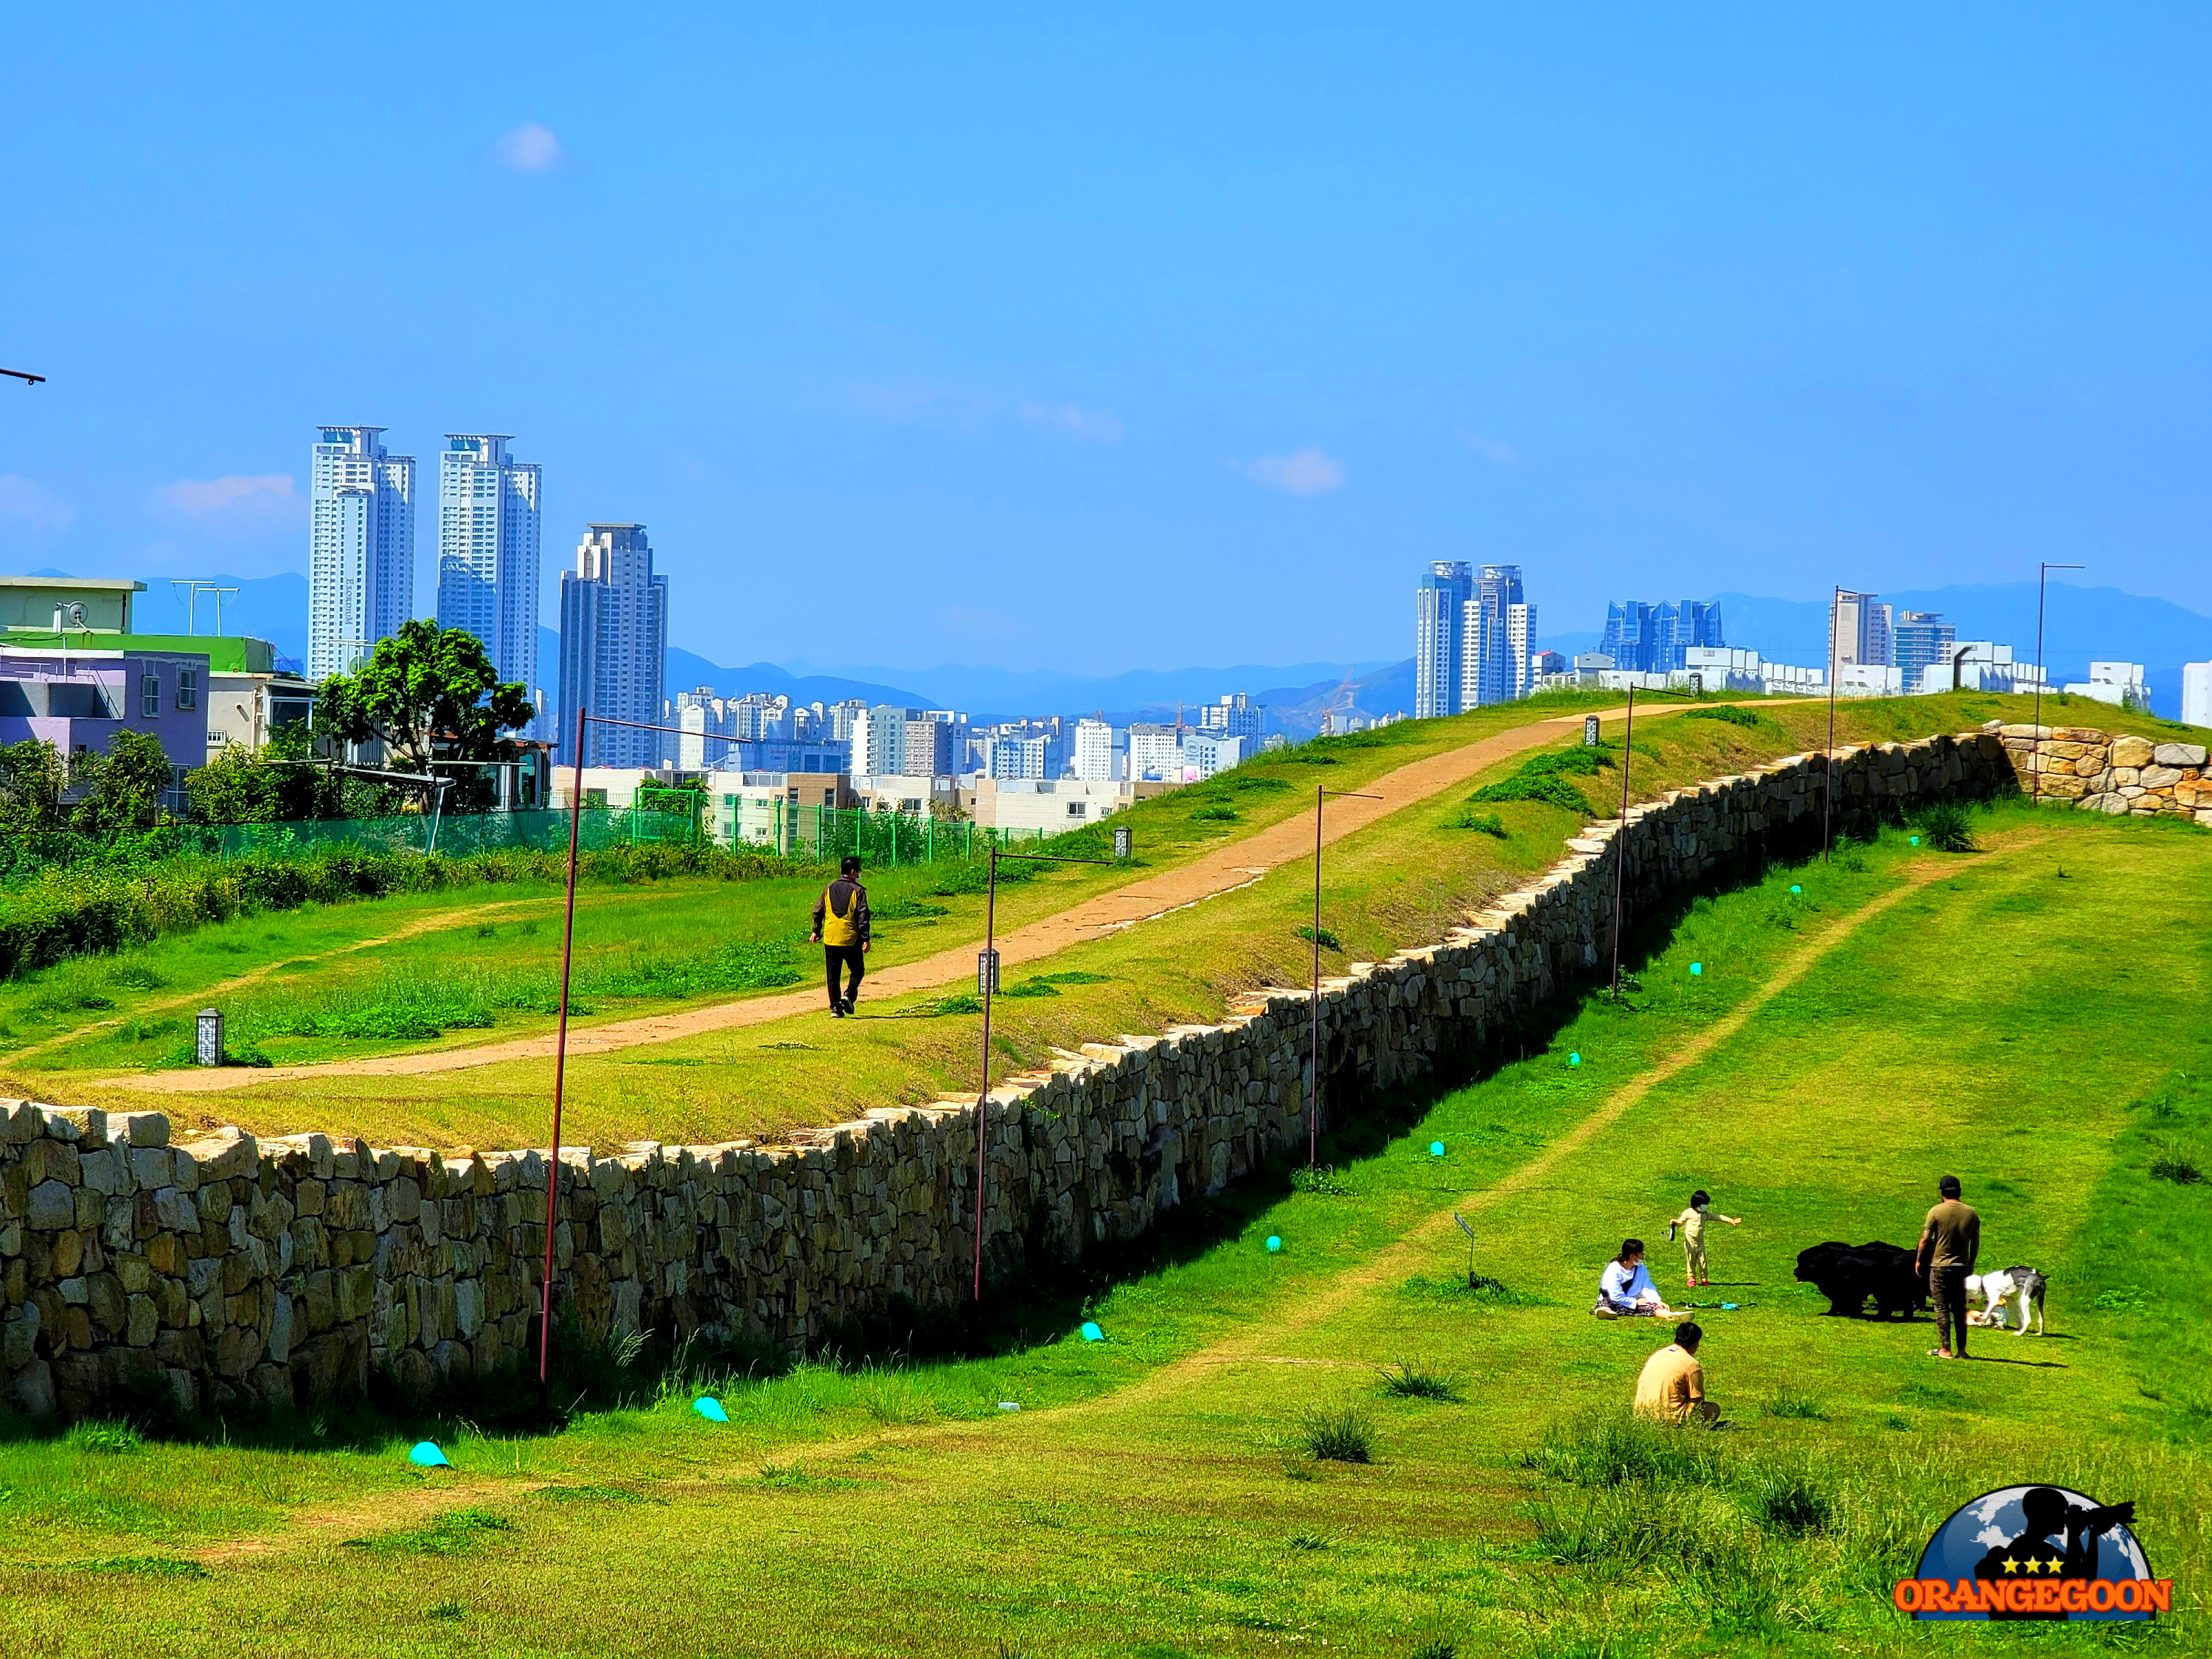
[0,648,212,778]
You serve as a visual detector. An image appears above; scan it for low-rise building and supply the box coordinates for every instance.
[0,645,210,798]
[967,776,1147,835]
[2184,661,2212,730]
[2062,661,2149,712]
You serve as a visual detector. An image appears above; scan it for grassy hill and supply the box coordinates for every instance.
[0,803,2205,1655]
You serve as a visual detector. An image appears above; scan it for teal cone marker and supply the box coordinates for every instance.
[1568,1052,1581,1066]
[693,1397,729,1423]
[1265,1235,1281,1253]
[1690,962,1703,976]
[408,1441,451,1469]
[1080,1321,1104,1342]
[1429,1141,1444,1158]
[1790,884,1802,895]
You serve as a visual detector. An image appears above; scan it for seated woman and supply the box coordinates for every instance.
[1594,1238,1687,1319]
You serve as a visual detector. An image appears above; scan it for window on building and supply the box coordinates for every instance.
[177,667,198,710]
[141,674,160,717]
[1067,801,1088,817]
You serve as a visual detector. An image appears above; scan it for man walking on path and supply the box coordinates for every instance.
[811,855,871,1017]
[1914,1175,1981,1360]
[1634,1321,1719,1425]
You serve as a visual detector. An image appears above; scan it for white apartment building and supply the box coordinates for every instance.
[1829,591,1891,676]
[557,524,667,767]
[2062,661,2149,712]
[1129,721,1183,781]
[1917,643,2044,697]
[307,426,413,679]
[2184,662,2212,730]
[1198,692,1262,743]
[987,731,1050,780]
[437,434,541,693]
[1071,717,1124,782]
[1181,730,1246,779]
[673,689,731,770]
[851,705,923,776]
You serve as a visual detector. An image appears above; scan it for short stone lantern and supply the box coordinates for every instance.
[195,1008,224,1067]
[1113,824,1132,860]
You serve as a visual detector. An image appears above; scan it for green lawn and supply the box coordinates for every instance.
[2,803,2205,1655]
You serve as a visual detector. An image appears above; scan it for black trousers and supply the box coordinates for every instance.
[824,945,865,1009]
[1930,1265,1970,1356]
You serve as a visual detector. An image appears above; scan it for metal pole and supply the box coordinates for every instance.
[973,848,998,1301]
[1823,586,1840,862]
[1310,786,1322,1169]
[1609,688,1635,1001]
[539,703,588,1386]
[2031,563,2082,806]
[1307,787,1381,1168]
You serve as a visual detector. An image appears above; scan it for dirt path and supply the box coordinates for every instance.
[4,897,558,1068]
[111,703,1717,1097]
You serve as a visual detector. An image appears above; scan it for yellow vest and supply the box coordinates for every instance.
[821,883,862,946]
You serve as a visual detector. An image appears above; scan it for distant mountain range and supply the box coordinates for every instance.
[20,568,2211,724]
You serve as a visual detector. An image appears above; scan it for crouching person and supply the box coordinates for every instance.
[1635,1321,1720,1427]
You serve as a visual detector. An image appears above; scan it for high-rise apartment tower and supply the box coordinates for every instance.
[556,524,667,768]
[437,434,541,694]
[307,426,414,679]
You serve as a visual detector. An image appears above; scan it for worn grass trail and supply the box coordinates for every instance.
[102,699,1691,1096]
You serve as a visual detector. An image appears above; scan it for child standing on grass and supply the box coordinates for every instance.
[1669,1190,1741,1289]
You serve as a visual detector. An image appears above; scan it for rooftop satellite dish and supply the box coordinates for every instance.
[66,602,86,629]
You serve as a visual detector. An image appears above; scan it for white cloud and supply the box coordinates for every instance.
[1017,402,1124,444]
[0,475,74,532]
[1455,429,1522,467]
[153,473,300,520]
[1244,448,1344,497]
[494,122,563,172]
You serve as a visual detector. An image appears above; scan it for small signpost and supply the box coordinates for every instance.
[195,1009,223,1067]
[977,948,1001,997]
[1112,824,1132,860]
[1583,714,1601,747]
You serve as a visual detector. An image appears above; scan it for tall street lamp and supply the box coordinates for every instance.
[971,844,1112,1300]
[1608,688,1638,1001]
[2032,562,2084,807]
[1308,786,1380,1166]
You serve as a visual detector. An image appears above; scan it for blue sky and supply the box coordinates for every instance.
[2,7,2207,675]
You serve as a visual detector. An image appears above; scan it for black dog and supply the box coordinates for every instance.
[1794,1240,1928,1319]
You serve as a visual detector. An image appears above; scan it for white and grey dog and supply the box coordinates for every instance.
[1966,1265,2048,1335]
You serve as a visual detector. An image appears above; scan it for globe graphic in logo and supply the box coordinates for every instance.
[1915,1486,2154,1622]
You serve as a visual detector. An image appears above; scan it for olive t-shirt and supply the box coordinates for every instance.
[1923,1199,1980,1270]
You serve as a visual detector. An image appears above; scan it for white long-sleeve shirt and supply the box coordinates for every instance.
[1600,1259,1659,1308]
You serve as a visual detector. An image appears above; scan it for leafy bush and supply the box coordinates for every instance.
[2149,1147,2204,1185]
[1295,923,1341,950]
[1683,703,1763,728]
[1191,805,1240,823]
[1466,742,1619,815]
[1454,809,1508,837]
[1291,1164,1354,1197]
[1300,1405,1375,1463]
[1743,1465,1837,1536]
[1914,800,1978,852]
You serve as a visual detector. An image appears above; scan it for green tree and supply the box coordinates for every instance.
[186,728,345,825]
[316,619,535,773]
[69,730,177,832]
[0,738,66,834]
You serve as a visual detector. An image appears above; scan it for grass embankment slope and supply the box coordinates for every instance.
[2,806,2207,1656]
[3,691,2191,1158]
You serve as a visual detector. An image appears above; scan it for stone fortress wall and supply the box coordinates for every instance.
[1987,720,2211,821]
[1,721,2152,1420]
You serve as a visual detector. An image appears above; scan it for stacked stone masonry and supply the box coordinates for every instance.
[1,729,2032,1420]
[1986,720,2212,822]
